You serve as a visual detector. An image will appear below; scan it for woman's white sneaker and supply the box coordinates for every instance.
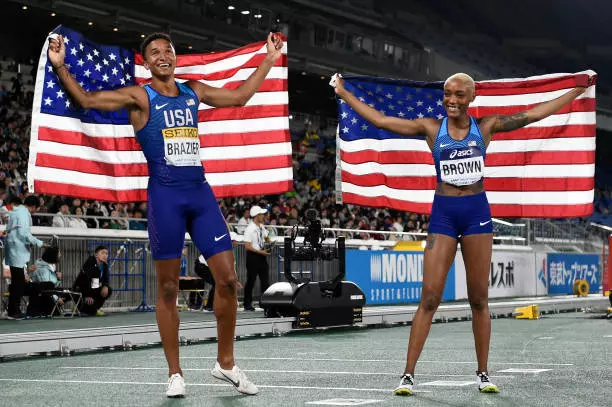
[211,361,259,395]
[393,373,414,396]
[477,371,499,393]
[166,373,185,398]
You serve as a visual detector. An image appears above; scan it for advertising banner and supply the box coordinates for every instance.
[345,250,455,305]
[455,250,537,299]
[546,253,600,295]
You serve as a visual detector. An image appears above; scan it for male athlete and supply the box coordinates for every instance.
[48,31,284,398]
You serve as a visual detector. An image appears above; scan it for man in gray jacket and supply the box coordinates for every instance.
[5,195,48,319]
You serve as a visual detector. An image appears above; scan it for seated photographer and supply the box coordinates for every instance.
[243,205,271,311]
[72,245,112,316]
[28,246,68,316]
[194,254,215,311]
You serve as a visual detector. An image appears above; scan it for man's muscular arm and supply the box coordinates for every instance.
[48,34,142,111]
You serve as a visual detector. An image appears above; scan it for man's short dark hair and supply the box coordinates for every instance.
[7,195,22,205]
[140,32,173,59]
[42,246,60,264]
[24,195,38,208]
[95,245,108,254]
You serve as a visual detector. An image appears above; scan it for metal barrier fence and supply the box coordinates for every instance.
[1,217,608,310]
[1,229,345,310]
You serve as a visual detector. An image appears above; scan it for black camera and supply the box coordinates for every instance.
[287,209,335,262]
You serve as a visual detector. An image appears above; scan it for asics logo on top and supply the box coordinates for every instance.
[449,149,473,159]
[155,103,169,110]
[214,234,228,242]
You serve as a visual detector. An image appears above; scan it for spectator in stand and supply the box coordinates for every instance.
[68,207,88,229]
[236,208,250,234]
[72,245,112,316]
[52,203,70,228]
[129,210,147,230]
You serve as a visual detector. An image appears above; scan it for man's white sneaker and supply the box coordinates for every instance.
[166,373,185,398]
[211,361,259,395]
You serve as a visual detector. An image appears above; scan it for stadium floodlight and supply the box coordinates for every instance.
[241,10,250,15]
[227,5,235,10]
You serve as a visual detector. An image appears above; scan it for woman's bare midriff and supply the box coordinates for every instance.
[435,180,484,196]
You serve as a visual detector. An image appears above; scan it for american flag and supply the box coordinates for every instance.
[337,71,597,218]
[28,25,291,202]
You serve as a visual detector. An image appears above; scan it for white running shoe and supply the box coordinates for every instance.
[211,361,259,395]
[166,373,185,398]
[393,373,414,396]
[477,371,499,393]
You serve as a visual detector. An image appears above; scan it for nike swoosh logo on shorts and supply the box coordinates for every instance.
[480,220,492,226]
[155,103,169,110]
[220,371,240,388]
[440,143,451,147]
[214,234,227,242]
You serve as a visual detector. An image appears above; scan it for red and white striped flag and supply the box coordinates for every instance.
[28,26,291,202]
[338,71,597,217]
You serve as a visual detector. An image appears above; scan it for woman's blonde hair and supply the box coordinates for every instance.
[444,73,475,94]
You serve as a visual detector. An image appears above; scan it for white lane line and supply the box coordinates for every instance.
[420,380,475,387]
[499,368,551,374]
[58,366,515,378]
[604,335,612,338]
[538,337,554,340]
[150,355,574,366]
[306,399,382,406]
[0,378,429,393]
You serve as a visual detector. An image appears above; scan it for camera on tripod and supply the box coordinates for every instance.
[260,209,366,327]
[289,209,335,261]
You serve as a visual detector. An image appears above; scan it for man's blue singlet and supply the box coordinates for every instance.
[428,117,493,239]
[136,82,232,260]
[136,82,204,185]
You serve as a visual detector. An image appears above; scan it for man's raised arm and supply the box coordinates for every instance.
[48,34,141,111]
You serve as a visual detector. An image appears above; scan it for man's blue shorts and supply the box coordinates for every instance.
[428,192,493,239]
[147,180,232,260]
